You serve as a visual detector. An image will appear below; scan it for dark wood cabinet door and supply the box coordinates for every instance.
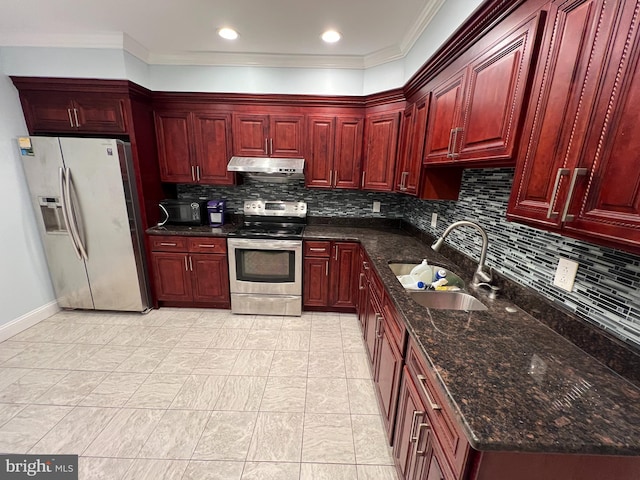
[364,291,381,365]
[424,70,465,163]
[508,0,615,228]
[306,116,335,189]
[190,254,230,304]
[457,14,543,164]
[396,96,429,195]
[154,111,195,183]
[151,252,192,302]
[374,313,403,439]
[393,367,428,480]
[362,112,400,191]
[426,453,446,480]
[193,113,235,185]
[270,115,304,158]
[334,116,364,189]
[563,0,640,253]
[303,257,330,307]
[20,92,75,133]
[232,114,269,156]
[73,94,127,133]
[329,242,359,309]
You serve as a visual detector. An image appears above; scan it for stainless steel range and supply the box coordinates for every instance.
[227,200,307,316]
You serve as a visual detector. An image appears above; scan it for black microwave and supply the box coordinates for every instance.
[158,199,208,226]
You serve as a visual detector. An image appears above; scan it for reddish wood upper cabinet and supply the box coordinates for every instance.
[155,110,234,185]
[18,90,127,134]
[233,113,304,158]
[150,236,230,307]
[508,0,640,253]
[306,115,364,189]
[362,111,401,191]
[303,241,359,311]
[395,95,430,195]
[424,13,543,166]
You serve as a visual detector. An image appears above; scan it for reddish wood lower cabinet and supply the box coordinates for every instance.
[150,235,230,307]
[303,241,359,312]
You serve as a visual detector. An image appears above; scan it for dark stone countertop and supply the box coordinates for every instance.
[146,224,239,237]
[303,225,640,456]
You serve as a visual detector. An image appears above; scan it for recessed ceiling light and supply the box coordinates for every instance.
[321,30,341,43]
[218,27,239,40]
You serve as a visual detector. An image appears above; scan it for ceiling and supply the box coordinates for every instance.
[0,0,448,69]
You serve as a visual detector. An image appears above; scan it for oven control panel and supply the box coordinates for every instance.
[242,200,307,217]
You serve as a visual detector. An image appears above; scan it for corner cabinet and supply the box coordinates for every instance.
[362,111,401,191]
[306,115,364,189]
[232,113,304,158]
[508,0,640,254]
[303,241,359,311]
[150,235,230,307]
[395,95,430,195]
[154,110,235,185]
[424,13,544,166]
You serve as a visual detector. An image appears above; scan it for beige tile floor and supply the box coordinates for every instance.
[0,308,399,480]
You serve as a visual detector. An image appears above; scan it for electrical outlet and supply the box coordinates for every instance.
[372,201,381,213]
[431,213,438,228]
[553,258,579,291]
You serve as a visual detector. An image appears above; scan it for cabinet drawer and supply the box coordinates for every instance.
[188,237,227,254]
[382,295,406,353]
[369,268,384,303]
[407,339,470,478]
[304,241,331,257]
[150,235,188,252]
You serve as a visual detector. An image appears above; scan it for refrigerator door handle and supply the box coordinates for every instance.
[64,167,89,261]
[59,167,82,260]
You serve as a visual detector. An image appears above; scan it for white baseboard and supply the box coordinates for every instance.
[0,301,60,343]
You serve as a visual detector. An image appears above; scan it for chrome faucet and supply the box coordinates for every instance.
[431,220,494,289]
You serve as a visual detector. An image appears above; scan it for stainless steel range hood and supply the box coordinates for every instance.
[227,156,305,183]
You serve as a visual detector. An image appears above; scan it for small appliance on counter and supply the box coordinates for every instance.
[158,199,208,226]
[207,200,226,227]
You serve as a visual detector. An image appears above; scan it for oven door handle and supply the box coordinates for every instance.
[228,238,302,250]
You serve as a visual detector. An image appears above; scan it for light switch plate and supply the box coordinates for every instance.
[372,201,381,213]
[431,213,438,228]
[553,258,579,291]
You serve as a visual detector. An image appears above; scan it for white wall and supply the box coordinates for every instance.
[0,50,55,329]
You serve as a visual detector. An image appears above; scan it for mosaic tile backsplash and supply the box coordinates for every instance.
[404,168,640,350]
[179,169,640,349]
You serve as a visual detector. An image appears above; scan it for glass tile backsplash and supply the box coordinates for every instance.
[179,169,640,349]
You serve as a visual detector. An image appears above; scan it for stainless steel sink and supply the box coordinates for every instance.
[388,262,465,289]
[408,291,487,311]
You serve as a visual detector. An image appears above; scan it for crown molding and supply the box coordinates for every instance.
[0,31,126,49]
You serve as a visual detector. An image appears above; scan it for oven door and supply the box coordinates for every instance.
[227,238,302,296]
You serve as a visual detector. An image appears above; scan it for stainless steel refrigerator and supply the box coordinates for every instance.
[19,136,150,312]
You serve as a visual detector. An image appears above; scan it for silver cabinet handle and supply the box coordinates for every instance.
[58,168,82,259]
[325,260,329,276]
[363,261,369,270]
[265,138,268,154]
[198,244,217,248]
[561,168,588,222]
[184,256,189,271]
[334,245,338,261]
[414,422,431,455]
[410,410,424,442]
[375,313,383,338]
[400,171,409,190]
[361,171,366,187]
[196,165,201,181]
[67,109,75,128]
[546,168,571,218]
[270,138,273,155]
[189,256,193,271]
[359,272,365,290]
[447,128,455,158]
[417,374,441,410]
[329,170,333,187]
[309,247,326,252]
[73,108,80,128]
[451,127,462,158]
[191,165,196,182]
[160,242,177,247]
